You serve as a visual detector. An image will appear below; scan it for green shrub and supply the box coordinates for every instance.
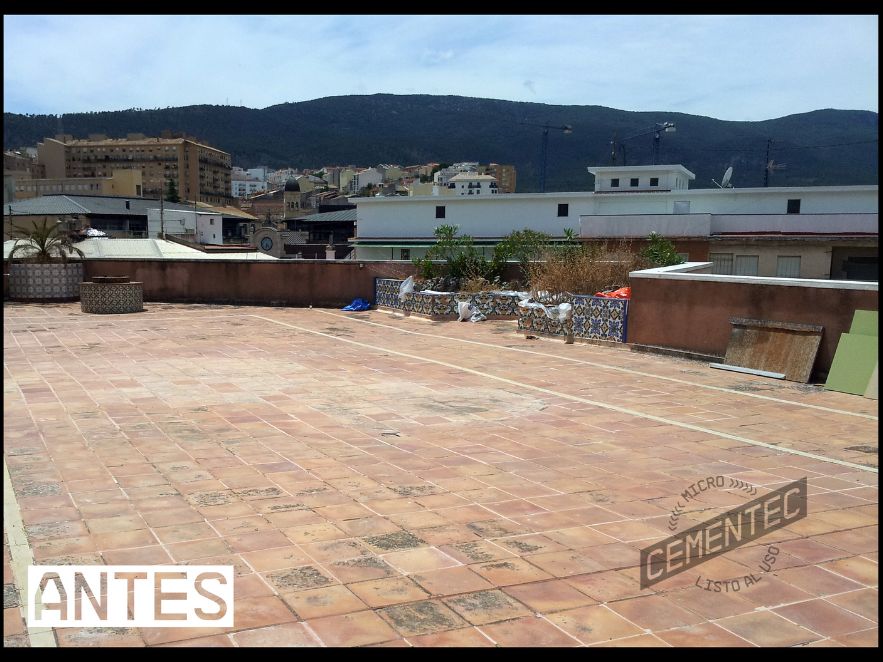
[642,232,684,267]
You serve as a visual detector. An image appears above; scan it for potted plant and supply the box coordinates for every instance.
[7,217,86,301]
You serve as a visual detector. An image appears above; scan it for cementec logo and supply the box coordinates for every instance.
[639,478,808,589]
[27,566,234,628]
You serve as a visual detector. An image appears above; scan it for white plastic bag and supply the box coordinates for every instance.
[457,301,473,322]
[398,276,415,300]
[543,302,573,322]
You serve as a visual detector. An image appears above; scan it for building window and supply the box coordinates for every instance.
[776,255,801,278]
[557,203,569,217]
[400,248,410,260]
[650,177,659,187]
[630,178,639,187]
[610,178,619,187]
[209,218,214,225]
[710,253,734,275]
[787,199,801,214]
[435,205,445,219]
[734,255,759,276]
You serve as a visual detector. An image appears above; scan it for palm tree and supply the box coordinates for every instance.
[7,217,85,263]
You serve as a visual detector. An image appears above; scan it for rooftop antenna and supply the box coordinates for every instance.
[762,138,786,186]
[766,159,787,184]
[712,166,734,188]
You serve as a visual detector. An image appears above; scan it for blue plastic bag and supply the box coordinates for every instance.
[342,298,371,311]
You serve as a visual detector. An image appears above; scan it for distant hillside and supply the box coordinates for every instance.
[3,95,878,191]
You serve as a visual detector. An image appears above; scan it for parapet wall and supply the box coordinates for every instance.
[78,259,418,307]
[628,263,879,378]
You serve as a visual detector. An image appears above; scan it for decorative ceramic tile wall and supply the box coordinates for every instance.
[80,282,144,314]
[375,279,407,310]
[374,278,522,319]
[8,263,83,300]
[518,295,629,343]
[517,305,567,336]
[573,295,629,342]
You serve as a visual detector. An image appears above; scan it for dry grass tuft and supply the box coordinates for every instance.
[528,241,648,297]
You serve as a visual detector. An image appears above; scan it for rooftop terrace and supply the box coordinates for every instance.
[3,303,877,647]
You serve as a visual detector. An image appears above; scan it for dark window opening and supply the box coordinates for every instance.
[787,199,801,214]
[557,203,569,217]
[610,178,619,187]
[843,257,878,281]
[630,178,639,187]
[435,205,445,219]
[650,177,659,186]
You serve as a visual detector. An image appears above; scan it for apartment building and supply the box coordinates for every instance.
[37,134,232,205]
[432,162,480,188]
[12,169,143,200]
[481,163,517,193]
[231,166,268,198]
[436,172,499,196]
[4,149,46,180]
[349,167,383,194]
[4,149,46,204]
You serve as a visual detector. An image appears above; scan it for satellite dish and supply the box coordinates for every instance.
[712,166,734,188]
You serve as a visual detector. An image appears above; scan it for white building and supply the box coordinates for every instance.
[377,164,404,182]
[246,166,269,181]
[231,179,267,198]
[351,163,878,279]
[349,167,384,194]
[435,172,499,196]
[432,162,480,188]
[231,166,268,198]
[589,164,695,193]
[146,208,222,244]
[268,168,300,188]
[195,213,224,244]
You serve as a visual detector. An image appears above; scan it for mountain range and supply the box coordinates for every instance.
[3,94,878,192]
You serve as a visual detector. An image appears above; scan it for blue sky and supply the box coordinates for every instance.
[3,15,878,121]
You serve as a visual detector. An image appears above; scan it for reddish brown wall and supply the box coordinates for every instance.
[82,260,417,307]
[627,239,710,263]
[629,276,878,378]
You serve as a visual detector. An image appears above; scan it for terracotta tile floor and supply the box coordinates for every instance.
[3,303,877,647]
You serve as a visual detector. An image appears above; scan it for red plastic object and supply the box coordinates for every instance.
[594,287,631,299]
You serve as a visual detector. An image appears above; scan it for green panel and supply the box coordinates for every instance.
[825,333,879,395]
[864,363,878,400]
[849,310,878,337]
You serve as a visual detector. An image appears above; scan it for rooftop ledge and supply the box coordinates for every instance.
[630,262,879,291]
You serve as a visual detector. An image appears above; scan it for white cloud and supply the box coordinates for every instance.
[3,14,877,120]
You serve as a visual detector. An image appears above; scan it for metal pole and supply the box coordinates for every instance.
[763,138,772,187]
